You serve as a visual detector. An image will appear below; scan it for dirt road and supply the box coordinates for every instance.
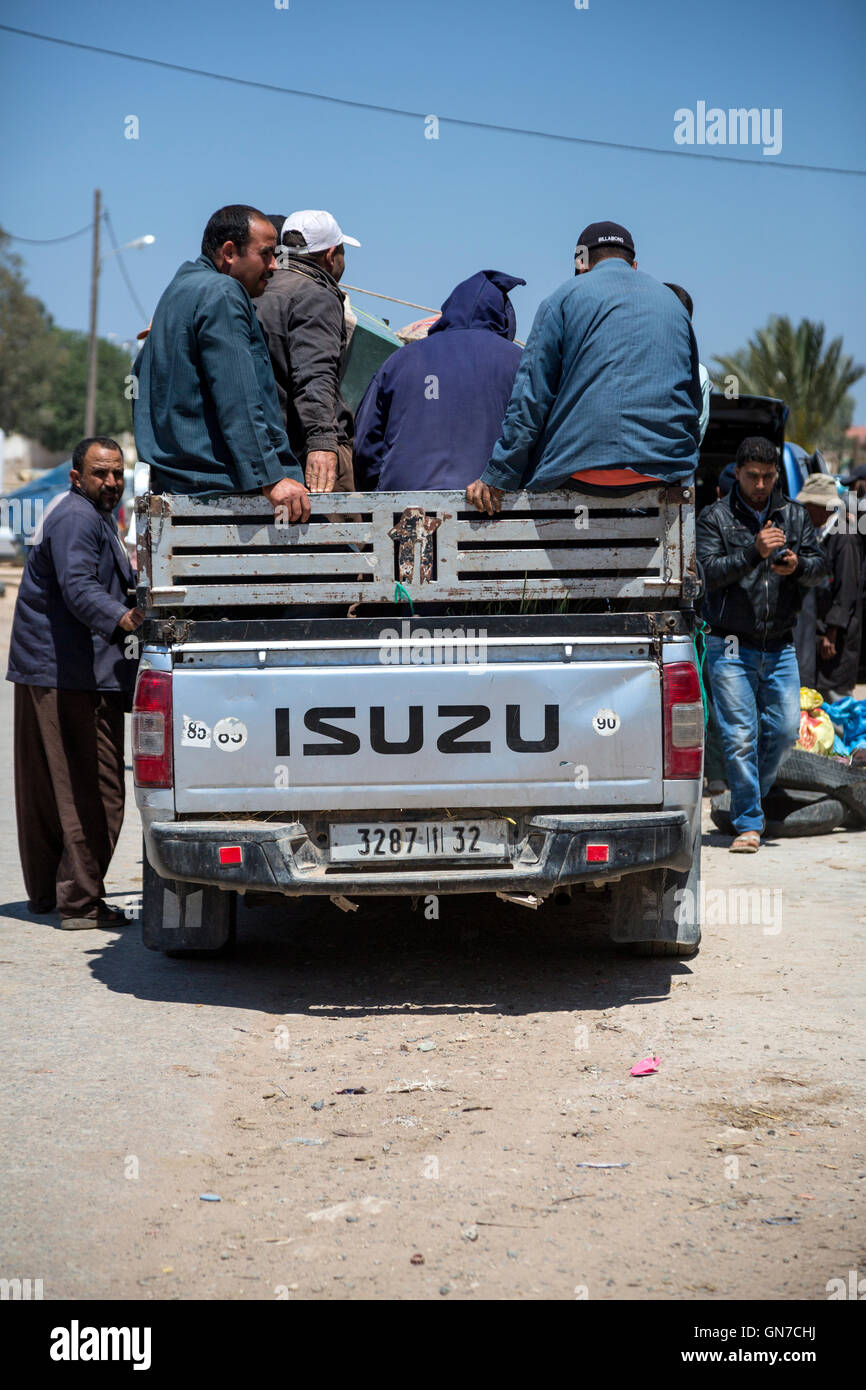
[0,572,863,1302]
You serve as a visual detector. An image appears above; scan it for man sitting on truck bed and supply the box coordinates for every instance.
[255,210,361,497]
[353,269,525,490]
[133,204,310,523]
[465,220,703,515]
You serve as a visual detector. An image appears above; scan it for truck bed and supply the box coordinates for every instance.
[136,486,697,612]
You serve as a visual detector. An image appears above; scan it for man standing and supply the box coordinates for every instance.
[466,221,702,513]
[795,473,863,700]
[697,437,827,852]
[353,269,524,490]
[133,205,309,521]
[255,210,361,494]
[7,439,143,928]
[848,463,866,682]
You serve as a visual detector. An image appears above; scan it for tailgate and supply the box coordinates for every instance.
[172,657,663,813]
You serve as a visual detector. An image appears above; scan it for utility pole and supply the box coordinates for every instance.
[84,188,102,437]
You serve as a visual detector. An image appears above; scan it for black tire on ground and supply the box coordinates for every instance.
[765,802,845,838]
[766,787,826,806]
[632,940,699,958]
[774,748,866,822]
[142,837,237,956]
[165,933,236,961]
[710,788,846,837]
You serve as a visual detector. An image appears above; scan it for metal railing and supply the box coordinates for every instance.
[137,486,695,610]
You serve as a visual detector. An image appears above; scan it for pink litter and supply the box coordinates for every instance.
[630,1055,660,1076]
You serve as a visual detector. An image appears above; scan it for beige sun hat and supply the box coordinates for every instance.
[794,473,842,508]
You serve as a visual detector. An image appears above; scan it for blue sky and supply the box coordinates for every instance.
[2,0,865,418]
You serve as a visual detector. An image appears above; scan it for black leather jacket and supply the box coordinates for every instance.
[696,482,828,649]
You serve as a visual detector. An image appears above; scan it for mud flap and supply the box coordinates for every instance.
[142,840,236,952]
[608,830,701,948]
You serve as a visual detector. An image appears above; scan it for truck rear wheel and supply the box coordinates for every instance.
[142,838,237,956]
[631,939,698,958]
[606,828,701,958]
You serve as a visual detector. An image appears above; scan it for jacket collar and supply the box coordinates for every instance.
[70,486,133,585]
[727,479,786,529]
[284,253,341,294]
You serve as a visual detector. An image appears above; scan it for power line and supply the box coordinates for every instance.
[2,221,94,244]
[342,284,438,314]
[102,208,149,324]
[3,207,149,327]
[1,22,863,178]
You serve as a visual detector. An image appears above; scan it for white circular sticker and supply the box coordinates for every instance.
[593,709,620,736]
[213,716,248,751]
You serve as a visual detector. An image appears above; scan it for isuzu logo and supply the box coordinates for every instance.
[275,704,559,756]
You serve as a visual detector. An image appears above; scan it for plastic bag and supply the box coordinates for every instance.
[823,696,866,755]
[796,688,835,755]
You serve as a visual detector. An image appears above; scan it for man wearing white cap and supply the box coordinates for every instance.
[255,210,361,493]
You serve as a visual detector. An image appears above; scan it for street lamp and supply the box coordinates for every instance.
[84,189,155,435]
[115,235,155,252]
[106,333,137,357]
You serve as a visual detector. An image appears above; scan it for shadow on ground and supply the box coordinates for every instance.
[74,892,695,1020]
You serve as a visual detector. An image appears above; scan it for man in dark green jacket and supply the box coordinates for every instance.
[133,205,309,521]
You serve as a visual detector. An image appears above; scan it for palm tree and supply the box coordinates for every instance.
[712,316,864,451]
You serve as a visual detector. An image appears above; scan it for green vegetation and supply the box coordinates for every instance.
[0,229,133,452]
[712,315,864,452]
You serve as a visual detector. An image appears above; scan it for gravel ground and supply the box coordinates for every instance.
[0,569,863,1302]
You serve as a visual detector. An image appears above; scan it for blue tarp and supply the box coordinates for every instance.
[824,697,866,755]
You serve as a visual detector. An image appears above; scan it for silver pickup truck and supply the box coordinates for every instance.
[132,485,704,958]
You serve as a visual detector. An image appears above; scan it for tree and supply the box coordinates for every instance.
[712,316,864,452]
[0,230,63,439]
[0,226,134,453]
[38,329,133,453]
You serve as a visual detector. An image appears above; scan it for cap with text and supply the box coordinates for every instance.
[281,210,361,254]
[575,221,636,257]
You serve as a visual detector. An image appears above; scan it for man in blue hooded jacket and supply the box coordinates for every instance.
[466,223,702,513]
[353,270,525,490]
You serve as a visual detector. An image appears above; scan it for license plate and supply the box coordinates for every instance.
[329,819,510,862]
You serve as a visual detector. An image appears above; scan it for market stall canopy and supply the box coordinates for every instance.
[340,299,402,411]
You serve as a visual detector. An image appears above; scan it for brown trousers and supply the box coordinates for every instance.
[13,684,126,918]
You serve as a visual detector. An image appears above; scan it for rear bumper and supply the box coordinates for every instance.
[146,811,693,898]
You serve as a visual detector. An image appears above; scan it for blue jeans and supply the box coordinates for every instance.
[705,637,801,833]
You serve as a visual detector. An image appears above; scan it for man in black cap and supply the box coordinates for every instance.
[466,220,703,512]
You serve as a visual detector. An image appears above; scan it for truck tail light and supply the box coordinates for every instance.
[663,661,703,779]
[132,669,173,788]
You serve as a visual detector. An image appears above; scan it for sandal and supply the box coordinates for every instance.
[96,902,131,926]
[730,831,760,853]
